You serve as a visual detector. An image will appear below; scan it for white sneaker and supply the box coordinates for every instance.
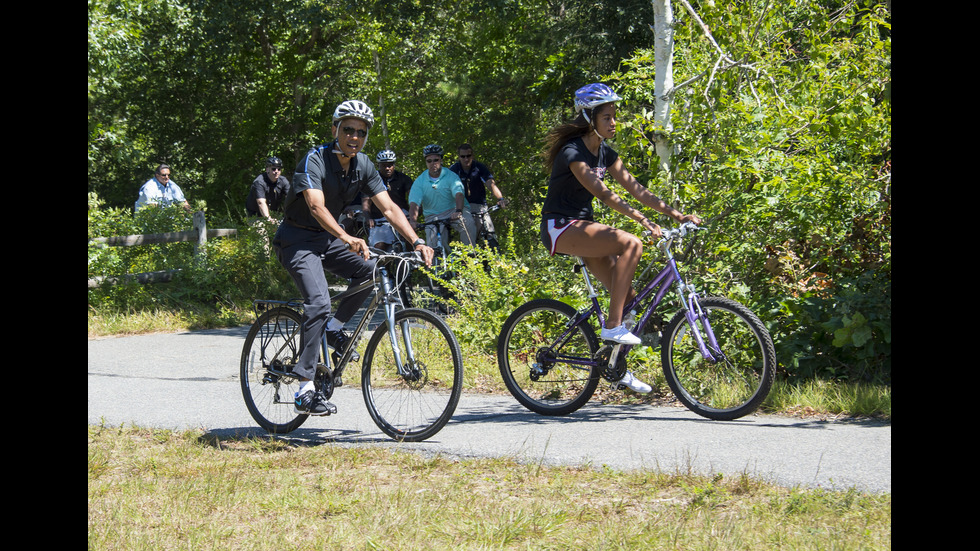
[613,371,652,394]
[600,324,642,345]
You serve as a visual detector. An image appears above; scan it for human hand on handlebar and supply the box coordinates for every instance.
[342,235,370,260]
[678,213,703,225]
[415,244,435,266]
[639,218,662,241]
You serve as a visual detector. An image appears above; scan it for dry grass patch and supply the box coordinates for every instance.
[90,424,890,550]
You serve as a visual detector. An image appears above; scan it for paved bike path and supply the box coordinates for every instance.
[87,327,891,494]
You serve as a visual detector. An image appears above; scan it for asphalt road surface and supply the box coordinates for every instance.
[88,326,891,494]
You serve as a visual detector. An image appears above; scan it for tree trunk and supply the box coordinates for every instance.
[651,0,675,194]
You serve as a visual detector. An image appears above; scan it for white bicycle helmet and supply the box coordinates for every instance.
[332,100,375,129]
[376,149,397,163]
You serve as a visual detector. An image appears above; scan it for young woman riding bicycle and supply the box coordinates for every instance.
[540,83,701,392]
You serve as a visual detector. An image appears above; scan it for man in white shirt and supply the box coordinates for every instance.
[135,164,191,211]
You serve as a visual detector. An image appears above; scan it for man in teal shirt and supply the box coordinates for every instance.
[408,144,476,250]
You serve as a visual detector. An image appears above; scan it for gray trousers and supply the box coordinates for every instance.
[272,223,376,380]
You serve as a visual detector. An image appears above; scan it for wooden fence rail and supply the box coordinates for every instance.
[88,211,238,289]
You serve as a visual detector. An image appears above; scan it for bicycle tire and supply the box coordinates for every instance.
[240,307,309,433]
[361,308,464,441]
[497,299,600,415]
[661,297,776,420]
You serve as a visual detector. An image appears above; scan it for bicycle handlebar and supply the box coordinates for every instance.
[368,247,425,265]
[660,221,703,240]
[641,222,705,253]
[641,221,702,239]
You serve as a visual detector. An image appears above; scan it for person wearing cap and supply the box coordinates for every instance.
[246,157,290,222]
[540,83,702,393]
[272,100,435,417]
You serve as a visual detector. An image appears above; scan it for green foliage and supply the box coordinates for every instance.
[88,194,293,313]
[605,0,891,382]
[440,244,589,353]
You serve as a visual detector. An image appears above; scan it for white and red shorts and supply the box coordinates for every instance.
[539,216,579,256]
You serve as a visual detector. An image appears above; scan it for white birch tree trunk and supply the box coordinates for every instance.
[651,0,675,193]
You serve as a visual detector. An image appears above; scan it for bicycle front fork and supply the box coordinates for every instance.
[676,285,722,363]
[380,270,419,379]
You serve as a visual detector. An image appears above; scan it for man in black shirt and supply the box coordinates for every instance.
[273,100,433,416]
[448,144,507,250]
[246,157,290,222]
[363,149,413,250]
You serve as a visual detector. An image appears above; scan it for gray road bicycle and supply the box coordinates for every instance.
[497,222,776,421]
[241,249,464,441]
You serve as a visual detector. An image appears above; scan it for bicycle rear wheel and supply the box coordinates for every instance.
[240,307,308,434]
[497,299,600,415]
[361,308,463,441]
[661,297,775,420]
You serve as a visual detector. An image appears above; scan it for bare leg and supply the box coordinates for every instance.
[552,220,643,328]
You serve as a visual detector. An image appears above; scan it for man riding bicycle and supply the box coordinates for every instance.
[447,143,507,250]
[273,100,434,416]
[363,149,414,251]
[408,144,477,252]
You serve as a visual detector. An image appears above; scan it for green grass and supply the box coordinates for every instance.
[89,424,890,550]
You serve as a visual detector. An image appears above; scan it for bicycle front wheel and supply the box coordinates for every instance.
[361,308,463,442]
[240,307,308,434]
[661,297,776,420]
[497,299,600,415]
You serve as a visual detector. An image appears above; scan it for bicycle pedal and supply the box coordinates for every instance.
[332,350,360,365]
[333,375,343,387]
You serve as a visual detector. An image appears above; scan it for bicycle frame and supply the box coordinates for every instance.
[548,233,723,378]
[472,204,500,250]
[418,218,453,262]
[327,260,421,379]
[257,255,419,382]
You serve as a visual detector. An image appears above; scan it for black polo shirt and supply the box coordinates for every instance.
[368,170,413,218]
[448,160,494,205]
[282,141,386,228]
[245,173,289,216]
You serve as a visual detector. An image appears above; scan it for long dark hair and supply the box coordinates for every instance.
[541,103,613,171]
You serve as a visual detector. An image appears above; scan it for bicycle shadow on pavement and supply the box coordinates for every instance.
[199,426,422,448]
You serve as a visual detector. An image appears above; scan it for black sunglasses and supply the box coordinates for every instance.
[341,126,368,138]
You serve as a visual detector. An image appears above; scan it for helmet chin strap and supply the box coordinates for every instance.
[581,110,605,141]
[332,137,366,159]
[330,136,348,158]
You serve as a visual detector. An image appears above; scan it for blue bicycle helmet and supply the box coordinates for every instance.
[574,83,622,113]
[423,144,443,157]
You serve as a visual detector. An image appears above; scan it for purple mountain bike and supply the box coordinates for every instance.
[497,222,776,420]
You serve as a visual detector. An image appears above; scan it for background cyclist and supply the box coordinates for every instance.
[447,143,507,250]
[408,144,477,252]
[364,149,414,251]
